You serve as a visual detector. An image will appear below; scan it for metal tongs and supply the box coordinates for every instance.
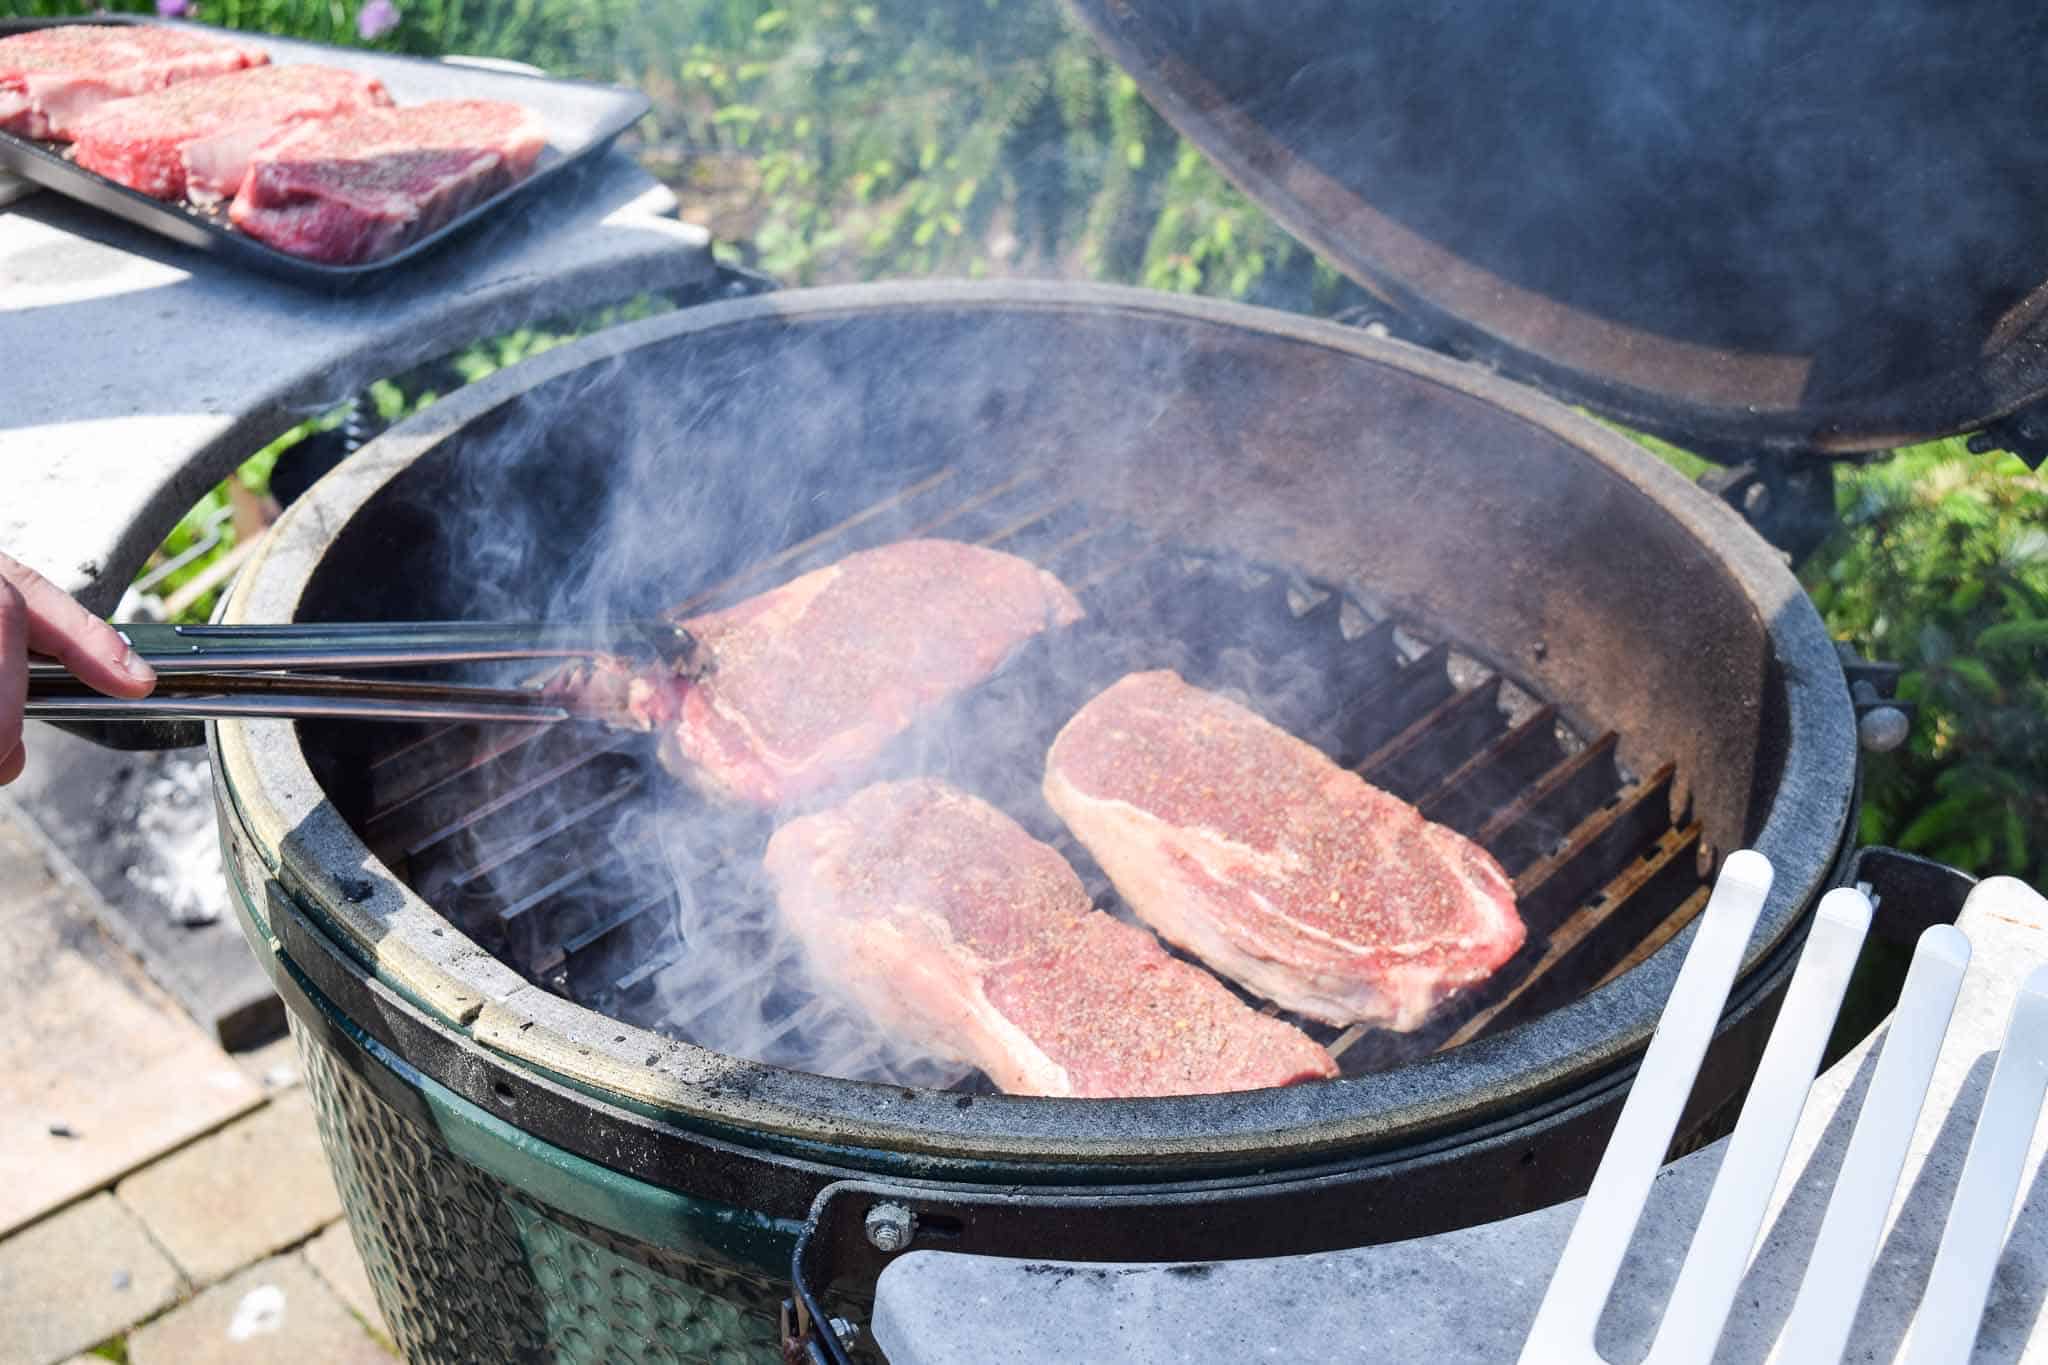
[25,620,695,727]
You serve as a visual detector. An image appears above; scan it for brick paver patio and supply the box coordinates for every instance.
[0,796,392,1364]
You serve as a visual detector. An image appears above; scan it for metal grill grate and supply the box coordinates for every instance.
[353,465,1711,1084]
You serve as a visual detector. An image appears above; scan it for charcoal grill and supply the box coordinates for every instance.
[189,1,2048,1357]
[209,282,1911,1362]
[354,464,1703,1082]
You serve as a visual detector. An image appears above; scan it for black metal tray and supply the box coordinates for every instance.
[0,16,651,290]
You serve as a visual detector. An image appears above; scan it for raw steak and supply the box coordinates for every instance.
[634,539,1084,806]
[1044,670,1525,1030]
[228,99,545,264]
[71,65,391,203]
[0,25,266,141]
[764,779,1339,1097]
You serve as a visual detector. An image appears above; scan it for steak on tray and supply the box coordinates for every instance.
[0,24,267,141]
[764,779,1340,1097]
[1044,670,1526,1031]
[590,539,1086,807]
[70,64,392,203]
[228,99,545,264]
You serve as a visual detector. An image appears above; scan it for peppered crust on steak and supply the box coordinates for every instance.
[764,778,1339,1097]
[0,25,267,141]
[228,99,545,264]
[648,539,1086,806]
[69,64,391,203]
[1044,670,1525,1031]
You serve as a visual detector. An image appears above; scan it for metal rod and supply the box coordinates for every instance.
[28,619,694,678]
[38,671,561,702]
[24,620,691,727]
[392,732,642,857]
[1445,823,1704,1049]
[24,694,573,725]
[25,670,602,727]
[668,467,958,615]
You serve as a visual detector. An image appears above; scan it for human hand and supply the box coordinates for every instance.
[0,552,157,785]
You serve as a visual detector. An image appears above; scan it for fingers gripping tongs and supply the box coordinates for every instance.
[25,621,695,727]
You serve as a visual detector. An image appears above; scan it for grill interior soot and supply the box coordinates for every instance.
[350,464,1712,1086]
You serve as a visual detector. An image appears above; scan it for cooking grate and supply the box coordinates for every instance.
[352,465,1712,1085]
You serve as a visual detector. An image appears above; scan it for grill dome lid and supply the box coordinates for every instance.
[1066,0,2048,454]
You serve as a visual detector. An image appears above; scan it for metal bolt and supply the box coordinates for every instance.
[1858,706,1911,753]
[864,1202,915,1253]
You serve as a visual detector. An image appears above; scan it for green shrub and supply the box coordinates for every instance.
[1807,441,2046,885]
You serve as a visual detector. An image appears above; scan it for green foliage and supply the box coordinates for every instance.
[611,0,1376,307]
[142,417,313,622]
[628,0,1101,283]
[1806,439,2047,885]
[1137,140,1344,310]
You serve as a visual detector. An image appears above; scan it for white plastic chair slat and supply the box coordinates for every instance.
[1900,963,2048,1365]
[1519,849,1774,1365]
[1645,887,1874,1365]
[1771,924,1971,1365]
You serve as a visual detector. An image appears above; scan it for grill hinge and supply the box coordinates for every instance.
[1968,405,2048,470]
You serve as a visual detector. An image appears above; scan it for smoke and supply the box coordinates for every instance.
[647,803,976,1089]
[380,307,1415,1089]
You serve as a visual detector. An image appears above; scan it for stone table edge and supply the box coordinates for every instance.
[3,153,716,613]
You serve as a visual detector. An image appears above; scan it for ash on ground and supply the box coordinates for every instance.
[123,752,227,927]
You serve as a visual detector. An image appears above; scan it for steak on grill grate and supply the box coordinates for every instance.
[0,25,267,141]
[70,64,392,203]
[227,99,544,264]
[649,538,1084,806]
[765,779,1339,1096]
[1045,670,1525,1030]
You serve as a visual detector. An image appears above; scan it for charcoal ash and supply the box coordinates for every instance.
[125,751,227,928]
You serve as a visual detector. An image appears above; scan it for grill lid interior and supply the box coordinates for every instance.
[1065,0,2048,453]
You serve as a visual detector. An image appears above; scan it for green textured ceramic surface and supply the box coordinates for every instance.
[300,1029,787,1362]
[229,866,796,1362]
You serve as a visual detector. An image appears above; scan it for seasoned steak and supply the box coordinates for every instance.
[647,539,1084,806]
[71,65,391,202]
[1044,670,1525,1030]
[764,779,1339,1097]
[228,100,545,264]
[0,25,266,141]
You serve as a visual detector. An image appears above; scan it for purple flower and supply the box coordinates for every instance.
[356,0,400,41]
[155,0,195,17]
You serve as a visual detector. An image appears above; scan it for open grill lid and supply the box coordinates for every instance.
[1065,0,2048,455]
